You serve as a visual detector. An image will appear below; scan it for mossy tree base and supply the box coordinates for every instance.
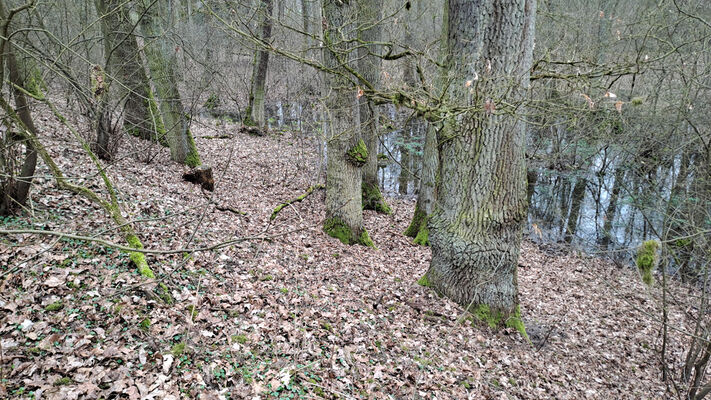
[404,204,427,237]
[470,304,530,343]
[323,217,375,247]
[362,181,391,214]
[405,204,429,245]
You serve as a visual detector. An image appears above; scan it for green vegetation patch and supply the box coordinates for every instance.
[636,240,659,286]
[471,304,530,343]
[45,301,64,312]
[362,181,391,214]
[346,139,368,167]
[323,217,375,247]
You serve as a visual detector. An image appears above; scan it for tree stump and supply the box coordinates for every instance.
[182,166,214,191]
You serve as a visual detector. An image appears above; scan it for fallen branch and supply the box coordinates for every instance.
[270,184,324,221]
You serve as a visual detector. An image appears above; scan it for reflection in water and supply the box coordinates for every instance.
[258,102,674,261]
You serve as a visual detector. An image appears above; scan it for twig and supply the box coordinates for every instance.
[270,184,324,221]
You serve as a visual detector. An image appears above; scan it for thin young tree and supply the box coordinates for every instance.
[358,0,390,214]
[244,0,273,127]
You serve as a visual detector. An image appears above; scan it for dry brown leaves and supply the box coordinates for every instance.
[0,105,695,399]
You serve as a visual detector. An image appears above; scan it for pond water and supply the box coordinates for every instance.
[250,102,669,262]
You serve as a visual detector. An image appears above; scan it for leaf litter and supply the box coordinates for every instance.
[0,107,697,399]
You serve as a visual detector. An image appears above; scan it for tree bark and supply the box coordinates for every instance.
[564,176,587,243]
[322,0,372,246]
[0,44,38,215]
[423,0,536,322]
[601,165,624,248]
[406,0,438,244]
[244,0,273,127]
[404,123,437,245]
[357,0,390,214]
[95,0,155,141]
[135,0,201,167]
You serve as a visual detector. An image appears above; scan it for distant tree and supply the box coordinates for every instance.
[244,0,273,127]
[357,0,390,214]
[405,0,438,245]
[420,0,536,324]
[94,0,157,142]
[134,0,201,167]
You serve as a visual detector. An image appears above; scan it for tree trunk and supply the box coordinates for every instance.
[406,0,438,244]
[0,44,38,215]
[244,0,273,127]
[601,165,624,248]
[357,0,389,214]
[422,0,536,324]
[95,0,156,141]
[404,123,437,245]
[322,0,372,246]
[564,176,587,243]
[136,0,201,167]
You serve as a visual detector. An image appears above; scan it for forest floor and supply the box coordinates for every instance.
[0,110,696,399]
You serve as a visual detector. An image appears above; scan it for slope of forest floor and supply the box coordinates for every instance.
[0,111,694,399]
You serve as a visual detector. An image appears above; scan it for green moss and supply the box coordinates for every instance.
[346,139,368,167]
[362,182,391,214]
[184,129,201,167]
[234,334,248,344]
[27,65,47,99]
[54,377,73,386]
[323,217,375,247]
[125,234,155,278]
[413,224,429,246]
[171,342,186,357]
[674,238,692,248]
[156,283,173,304]
[204,93,220,110]
[471,304,530,343]
[187,305,198,319]
[139,318,151,331]
[404,205,427,238]
[45,301,64,312]
[631,97,644,106]
[504,306,530,344]
[636,240,659,286]
[417,273,432,287]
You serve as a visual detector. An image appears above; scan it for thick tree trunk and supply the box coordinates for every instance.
[95,0,155,141]
[357,0,390,214]
[137,0,201,167]
[397,128,410,195]
[322,0,372,246]
[244,0,273,127]
[423,0,536,323]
